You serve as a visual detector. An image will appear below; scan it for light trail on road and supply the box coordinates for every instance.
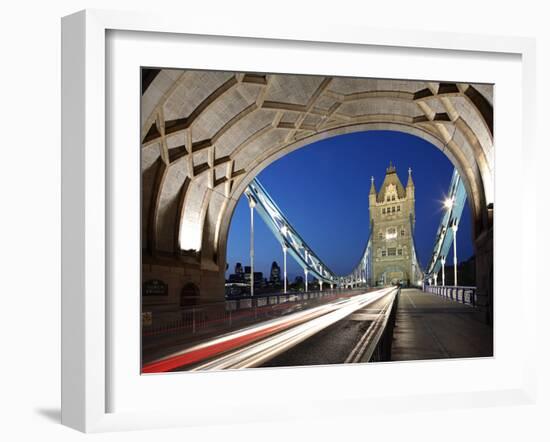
[142,287,397,373]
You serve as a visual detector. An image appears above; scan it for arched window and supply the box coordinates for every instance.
[180,283,200,307]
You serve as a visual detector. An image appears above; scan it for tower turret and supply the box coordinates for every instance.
[369,176,377,225]
[406,167,415,198]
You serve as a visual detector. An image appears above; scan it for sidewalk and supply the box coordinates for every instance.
[391,288,493,361]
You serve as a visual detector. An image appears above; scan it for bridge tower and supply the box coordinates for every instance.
[369,163,415,286]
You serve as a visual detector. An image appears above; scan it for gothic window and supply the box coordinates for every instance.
[382,208,386,214]
[397,206,401,212]
[388,248,396,256]
[398,248,403,256]
[392,195,396,201]
[392,206,396,213]
[401,228,405,236]
[382,250,387,257]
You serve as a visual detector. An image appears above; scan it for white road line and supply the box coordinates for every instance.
[405,291,417,308]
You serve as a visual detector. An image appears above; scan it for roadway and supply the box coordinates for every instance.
[143,287,397,373]
[260,292,394,368]
[142,287,493,373]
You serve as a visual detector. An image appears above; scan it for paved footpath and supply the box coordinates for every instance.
[391,288,493,361]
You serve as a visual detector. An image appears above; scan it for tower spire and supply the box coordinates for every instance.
[407,166,414,187]
[369,176,376,195]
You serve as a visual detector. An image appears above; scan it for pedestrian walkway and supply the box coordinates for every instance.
[391,288,493,361]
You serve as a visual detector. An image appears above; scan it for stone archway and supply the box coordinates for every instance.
[141,70,493,312]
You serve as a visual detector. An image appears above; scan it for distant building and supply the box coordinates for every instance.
[226,262,246,284]
[235,262,244,275]
[228,273,245,284]
[370,163,416,286]
[289,275,304,291]
[270,261,281,285]
[244,271,265,288]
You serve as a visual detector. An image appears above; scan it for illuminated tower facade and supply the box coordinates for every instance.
[369,163,415,286]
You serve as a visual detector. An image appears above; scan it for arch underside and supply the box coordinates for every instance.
[141,70,493,302]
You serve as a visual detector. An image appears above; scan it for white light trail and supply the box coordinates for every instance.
[191,287,397,371]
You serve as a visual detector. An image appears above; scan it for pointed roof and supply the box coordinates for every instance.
[376,162,406,203]
[407,167,414,187]
[369,176,376,195]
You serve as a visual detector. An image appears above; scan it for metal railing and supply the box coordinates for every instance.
[424,285,477,306]
[143,287,368,338]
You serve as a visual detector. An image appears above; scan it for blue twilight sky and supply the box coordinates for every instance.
[226,131,474,281]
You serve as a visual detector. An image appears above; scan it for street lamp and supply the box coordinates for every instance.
[282,244,288,293]
[452,222,458,286]
[248,196,256,297]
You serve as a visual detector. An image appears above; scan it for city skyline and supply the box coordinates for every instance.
[226,130,474,281]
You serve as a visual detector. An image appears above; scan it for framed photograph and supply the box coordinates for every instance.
[61,9,537,432]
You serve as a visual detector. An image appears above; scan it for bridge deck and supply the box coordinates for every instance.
[391,288,493,361]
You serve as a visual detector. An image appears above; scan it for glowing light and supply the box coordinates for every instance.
[280,225,288,236]
[444,197,454,210]
[179,219,203,251]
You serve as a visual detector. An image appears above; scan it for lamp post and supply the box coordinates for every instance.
[441,257,446,286]
[282,244,287,294]
[452,222,458,287]
[248,196,256,297]
[304,268,309,292]
[366,254,369,286]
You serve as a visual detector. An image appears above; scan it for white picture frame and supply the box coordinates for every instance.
[61,9,537,433]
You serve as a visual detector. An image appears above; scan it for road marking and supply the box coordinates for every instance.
[349,313,381,321]
[405,291,417,308]
[421,318,451,358]
[356,308,382,313]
